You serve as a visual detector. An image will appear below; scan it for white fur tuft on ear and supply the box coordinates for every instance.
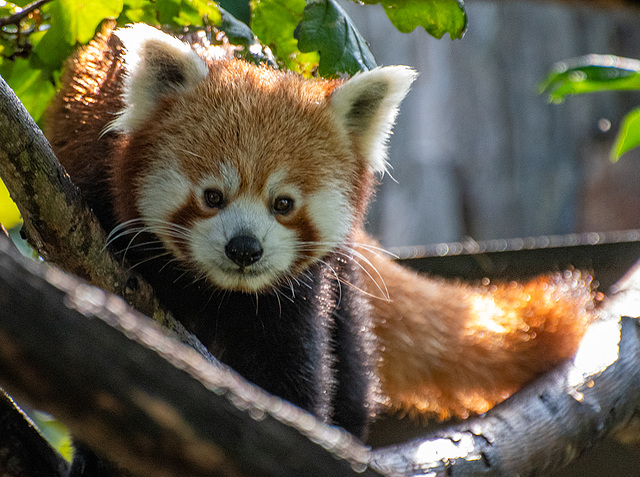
[109,23,209,133]
[330,66,417,173]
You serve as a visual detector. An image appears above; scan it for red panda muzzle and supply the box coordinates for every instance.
[224,235,264,268]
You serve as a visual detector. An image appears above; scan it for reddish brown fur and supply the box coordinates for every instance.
[48,26,596,422]
[355,231,595,419]
[46,26,126,229]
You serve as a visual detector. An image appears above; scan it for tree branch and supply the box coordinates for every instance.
[0,73,206,354]
[370,262,640,476]
[0,234,378,477]
[0,0,54,29]
[3,224,640,476]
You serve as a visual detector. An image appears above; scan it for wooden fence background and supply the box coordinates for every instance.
[342,1,640,248]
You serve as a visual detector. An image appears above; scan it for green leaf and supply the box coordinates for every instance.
[34,0,123,70]
[73,0,124,43]
[0,3,16,19]
[175,3,204,26]
[294,0,377,77]
[0,179,21,230]
[611,107,640,162]
[156,0,221,27]
[0,57,55,122]
[190,0,222,25]
[156,0,182,24]
[361,0,467,39]
[121,0,159,25]
[215,8,275,68]
[9,0,34,7]
[540,55,640,103]
[220,7,255,46]
[30,411,73,462]
[251,0,319,75]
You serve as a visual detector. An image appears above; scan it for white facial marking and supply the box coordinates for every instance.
[198,162,241,199]
[139,166,191,225]
[308,185,353,248]
[143,163,353,292]
[265,170,289,196]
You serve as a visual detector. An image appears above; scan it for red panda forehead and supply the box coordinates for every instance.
[143,62,362,197]
[206,58,339,100]
[175,154,358,204]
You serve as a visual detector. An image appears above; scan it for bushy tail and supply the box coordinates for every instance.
[354,233,597,420]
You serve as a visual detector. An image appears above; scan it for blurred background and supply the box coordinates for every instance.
[338,1,640,249]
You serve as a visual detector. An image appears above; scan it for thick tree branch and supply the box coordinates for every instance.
[370,263,640,476]
[0,234,378,477]
[3,216,640,476]
[0,73,205,353]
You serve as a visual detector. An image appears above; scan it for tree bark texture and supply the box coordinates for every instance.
[0,234,377,477]
[2,220,640,475]
[0,73,207,354]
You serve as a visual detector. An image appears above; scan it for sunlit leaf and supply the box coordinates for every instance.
[0,3,16,19]
[190,0,222,25]
[30,411,73,462]
[540,54,640,103]
[121,0,159,25]
[294,0,376,77]
[361,0,466,39]
[175,3,203,26]
[611,108,640,162]
[0,180,21,230]
[0,57,55,122]
[156,0,221,27]
[251,0,318,75]
[72,0,124,43]
[34,0,122,70]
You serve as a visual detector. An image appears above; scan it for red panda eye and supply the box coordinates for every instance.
[204,188,224,209]
[273,196,294,215]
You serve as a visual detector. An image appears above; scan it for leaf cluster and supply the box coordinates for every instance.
[540,54,640,161]
[0,0,468,119]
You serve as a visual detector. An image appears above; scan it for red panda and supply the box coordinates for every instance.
[46,23,596,443]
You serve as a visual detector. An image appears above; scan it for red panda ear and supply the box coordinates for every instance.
[330,66,417,173]
[108,23,209,133]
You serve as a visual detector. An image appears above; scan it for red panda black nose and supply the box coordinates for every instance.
[225,235,264,267]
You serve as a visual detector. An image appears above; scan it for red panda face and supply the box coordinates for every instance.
[108,24,416,293]
[130,117,360,292]
[136,159,356,292]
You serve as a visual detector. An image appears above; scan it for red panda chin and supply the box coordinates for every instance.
[204,263,289,294]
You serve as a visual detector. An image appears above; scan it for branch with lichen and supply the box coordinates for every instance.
[0,72,207,354]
